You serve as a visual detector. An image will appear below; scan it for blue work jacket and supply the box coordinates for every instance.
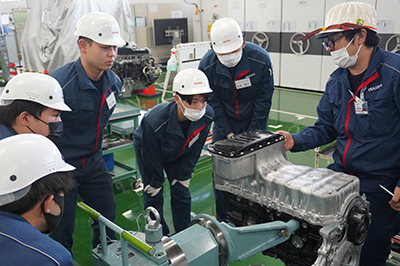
[199,42,274,137]
[0,211,73,266]
[133,102,214,188]
[0,124,16,140]
[292,47,400,192]
[50,58,121,164]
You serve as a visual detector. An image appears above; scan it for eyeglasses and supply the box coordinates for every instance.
[322,35,345,50]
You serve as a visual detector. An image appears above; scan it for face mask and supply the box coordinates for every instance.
[178,96,206,122]
[42,194,64,233]
[27,115,64,142]
[46,121,64,142]
[217,49,243,68]
[331,36,362,68]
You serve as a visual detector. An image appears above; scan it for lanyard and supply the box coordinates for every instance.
[348,86,367,102]
[348,90,363,103]
[348,88,369,115]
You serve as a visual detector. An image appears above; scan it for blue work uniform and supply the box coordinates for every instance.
[0,124,17,140]
[199,42,274,139]
[49,58,121,251]
[0,211,73,266]
[133,102,214,235]
[291,47,400,266]
[199,42,274,221]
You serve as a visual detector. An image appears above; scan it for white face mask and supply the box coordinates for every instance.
[178,96,206,122]
[217,49,243,68]
[331,36,362,68]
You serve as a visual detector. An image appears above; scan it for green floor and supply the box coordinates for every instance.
[72,87,330,266]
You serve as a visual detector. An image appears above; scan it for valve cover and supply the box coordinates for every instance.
[208,130,370,266]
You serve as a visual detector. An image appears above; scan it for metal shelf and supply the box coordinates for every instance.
[103,103,141,182]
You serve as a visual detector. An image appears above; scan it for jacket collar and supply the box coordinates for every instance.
[330,47,381,86]
[215,45,251,81]
[166,102,205,138]
[0,124,17,139]
[73,58,118,93]
[364,47,382,77]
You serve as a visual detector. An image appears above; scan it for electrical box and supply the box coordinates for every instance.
[130,3,194,64]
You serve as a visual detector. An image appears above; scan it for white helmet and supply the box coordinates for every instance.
[210,17,243,54]
[0,73,71,111]
[316,2,377,39]
[74,12,126,47]
[0,134,75,206]
[173,69,212,95]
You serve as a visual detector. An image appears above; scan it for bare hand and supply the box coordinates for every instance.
[389,186,400,211]
[276,130,295,151]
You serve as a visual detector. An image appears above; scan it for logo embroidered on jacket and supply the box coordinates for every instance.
[368,84,382,92]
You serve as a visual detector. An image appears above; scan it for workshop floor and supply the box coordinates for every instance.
[72,87,331,266]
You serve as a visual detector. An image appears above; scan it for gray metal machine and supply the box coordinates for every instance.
[80,130,370,266]
[78,203,299,266]
[208,130,370,266]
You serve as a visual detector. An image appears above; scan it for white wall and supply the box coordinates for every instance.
[199,0,229,41]
[0,0,27,13]
[128,0,184,2]
[6,0,399,90]
[130,2,196,62]
[128,0,229,42]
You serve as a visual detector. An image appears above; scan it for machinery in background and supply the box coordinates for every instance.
[78,202,299,266]
[384,34,400,53]
[80,130,369,266]
[112,45,161,99]
[208,130,370,266]
[0,35,10,83]
[153,18,189,48]
[376,0,400,55]
[161,41,211,102]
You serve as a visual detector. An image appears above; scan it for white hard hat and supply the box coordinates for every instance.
[0,73,71,111]
[74,12,126,47]
[210,18,243,54]
[173,69,212,95]
[316,2,377,39]
[0,134,75,206]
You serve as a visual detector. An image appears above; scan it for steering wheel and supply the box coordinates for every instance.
[385,34,400,53]
[252,31,270,50]
[289,32,310,55]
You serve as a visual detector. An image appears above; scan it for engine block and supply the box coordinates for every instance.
[112,46,161,98]
[208,130,370,266]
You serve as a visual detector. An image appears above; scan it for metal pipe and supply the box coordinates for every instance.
[120,237,129,266]
[99,223,107,254]
[77,202,155,256]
